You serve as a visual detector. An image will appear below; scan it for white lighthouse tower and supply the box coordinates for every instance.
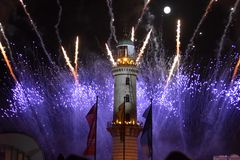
[107,39,142,160]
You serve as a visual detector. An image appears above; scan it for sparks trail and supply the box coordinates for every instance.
[0,23,15,65]
[216,0,240,68]
[13,82,54,158]
[61,46,78,83]
[232,56,240,81]
[176,20,181,57]
[106,0,118,45]
[185,0,217,57]
[105,43,116,66]
[135,0,151,32]
[60,36,80,84]
[136,29,152,65]
[166,20,181,87]
[55,0,63,45]
[18,0,53,63]
[131,27,135,42]
[74,36,79,80]
[0,42,17,82]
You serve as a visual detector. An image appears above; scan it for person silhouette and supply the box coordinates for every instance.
[165,151,191,160]
[66,154,88,160]
[57,153,64,160]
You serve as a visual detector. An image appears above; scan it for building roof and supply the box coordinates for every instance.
[117,39,134,46]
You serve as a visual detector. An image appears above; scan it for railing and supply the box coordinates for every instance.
[107,121,143,128]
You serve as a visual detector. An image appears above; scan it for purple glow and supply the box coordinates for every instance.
[0,56,239,159]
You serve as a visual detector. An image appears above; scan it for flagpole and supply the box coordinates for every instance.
[95,96,98,160]
[150,98,153,160]
[123,97,126,160]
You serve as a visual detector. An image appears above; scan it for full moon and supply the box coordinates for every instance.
[164,6,171,14]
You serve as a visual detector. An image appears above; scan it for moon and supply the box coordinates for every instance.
[163,6,171,14]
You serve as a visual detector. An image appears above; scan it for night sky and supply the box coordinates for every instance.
[0,0,239,58]
[0,0,240,159]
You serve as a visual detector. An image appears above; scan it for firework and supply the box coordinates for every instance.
[135,0,152,32]
[166,54,181,86]
[106,0,118,45]
[176,20,181,56]
[61,46,78,82]
[55,0,63,45]
[216,0,240,67]
[0,1,240,160]
[74,36,79,80]
[0,42,17,82]
[166,20,181,86]
[232,56,240,81]
[0,23,14,64]
[136,29,152,65]
[12,82,44,112]
[131,27,135,42]
[105,43,116,66]
[185,0,217,57]
[18,0,53,63]
[60,37,80,84]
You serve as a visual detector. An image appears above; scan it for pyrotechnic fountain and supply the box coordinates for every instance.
[0,0,240,160]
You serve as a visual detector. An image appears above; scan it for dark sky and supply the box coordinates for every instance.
[0,0,239,59]
[0,0,239,101]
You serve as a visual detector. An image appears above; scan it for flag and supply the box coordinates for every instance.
[84,103,97,156]
[140,104,152,158]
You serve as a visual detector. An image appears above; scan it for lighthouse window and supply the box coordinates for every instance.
[118,46,128,57]
[125,95,130,102]
[126,77,130,85]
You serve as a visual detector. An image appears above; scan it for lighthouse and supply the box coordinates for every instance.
[107,39,142,160]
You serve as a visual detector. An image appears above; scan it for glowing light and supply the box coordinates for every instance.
[166,20,181,86]
[60,37,80,84]
[117,57,135,65]
[232,56,240,81]
[12,82,44,111]
[105,43,116,66]
[0,42,17,82]
[176,20,181,56]
[74,36,79,80]
[131,27,135,42]
[146,0,151,5]
[166,55,181,85]
[0,23,14,63]
[61,46,78,82]
[164,6,171,14]
[136,29,152,65]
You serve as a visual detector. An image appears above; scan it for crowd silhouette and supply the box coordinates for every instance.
[57,151,191,160]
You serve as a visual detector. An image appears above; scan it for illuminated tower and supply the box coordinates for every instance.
[107,40,142,160]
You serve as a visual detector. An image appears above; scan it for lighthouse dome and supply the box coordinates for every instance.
[117,39,135,58]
